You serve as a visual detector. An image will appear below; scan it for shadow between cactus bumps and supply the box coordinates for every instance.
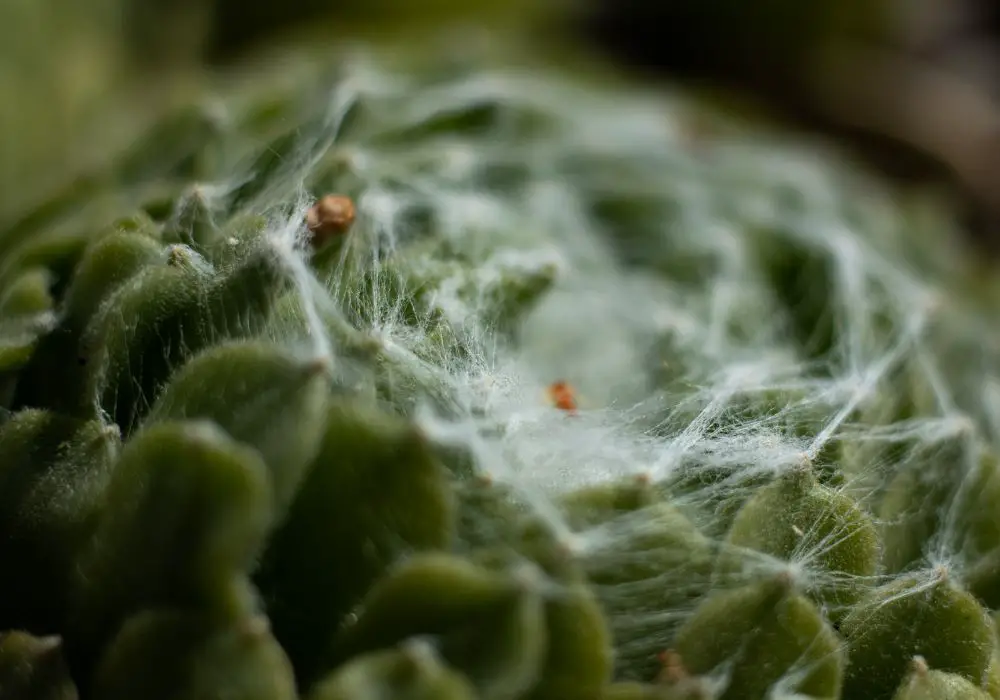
[255,400,455,687]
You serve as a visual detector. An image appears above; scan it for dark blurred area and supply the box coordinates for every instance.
[572,0,1000,256]
[7,0,1000,256]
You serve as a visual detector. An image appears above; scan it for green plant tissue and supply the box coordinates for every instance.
[4,35,1000,700]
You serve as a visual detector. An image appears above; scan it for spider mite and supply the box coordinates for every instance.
[547,380,578,414]
[306,194,356,246]
[656,650,706,696]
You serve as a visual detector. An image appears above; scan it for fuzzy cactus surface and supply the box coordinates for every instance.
[4,38,1000,700]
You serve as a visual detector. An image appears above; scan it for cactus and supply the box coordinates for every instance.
[7,28,1000,700]
[0,631,78,700]
[840,570,996,700]
[307,641,477,700]
[892,656,994,700]
[90,609,297,700]
[667,573,844,700]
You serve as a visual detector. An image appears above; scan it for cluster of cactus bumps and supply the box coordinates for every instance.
[5,43,1000,700]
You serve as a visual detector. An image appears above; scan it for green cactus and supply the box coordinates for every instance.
[667,573,844,700]
[162,184,221,249]
[0,410,120,632]
[0,268,55,318]
[326,553,546,698]
[90,609,297,700]
[453,475,582,582]
[840,570,997,700]
[145,340,330,516]
[568,492,716,681]
[0,267,56,379]
[14,226,163,413]
[601,681,708,700]
[7,19,1000,700]
[307,641,477,700]
[256,402,455,685]
[0,632,78,700]
[724,463,880,618]
[528,581,614,699]
[878,427,980,573]
[68,420,274,669]
[892,657,993,700]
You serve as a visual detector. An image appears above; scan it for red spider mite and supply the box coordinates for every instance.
[547,380,578,414]
[657,649,689,683]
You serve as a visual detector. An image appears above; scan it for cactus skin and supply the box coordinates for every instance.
[163,185,219,249]
[327,553,529,659]
[0,267,56,388]
[661,462,774,539]
[0,267,54,318]
[967,550,1000,611]
[307,642,477,700]
[454,475,583,582]
[527,582,614,700]
[80,242,289,434]
[145,340,330,517]
[567,491,715,682]
[725,465,880,619]
[327,554,546,699]
[78,247,214,429]
[0,229,92,303]
[558,475,659,528]
[601,682,707,700]
[59,228,164,333]
[113,102,227,186]
[876,431,976,574]
[256,402,455,686]
[944,453,1000,608]
[840,572,997,700]
[0,410,120,633]
[892,657,993,700]
[669,574,844,700]
[91,610,297,700]
[14,231,163,413]
[0,632,78,700]
[443,582,547,700]
[68,420,274,672]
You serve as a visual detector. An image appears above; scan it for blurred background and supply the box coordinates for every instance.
[4,0,1000,254]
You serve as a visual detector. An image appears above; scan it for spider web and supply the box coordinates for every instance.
[98,43,1000,696]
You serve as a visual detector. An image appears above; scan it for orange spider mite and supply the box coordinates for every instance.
[547,380,578,414]
[306,194,356,246]
[657,649,691,685]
